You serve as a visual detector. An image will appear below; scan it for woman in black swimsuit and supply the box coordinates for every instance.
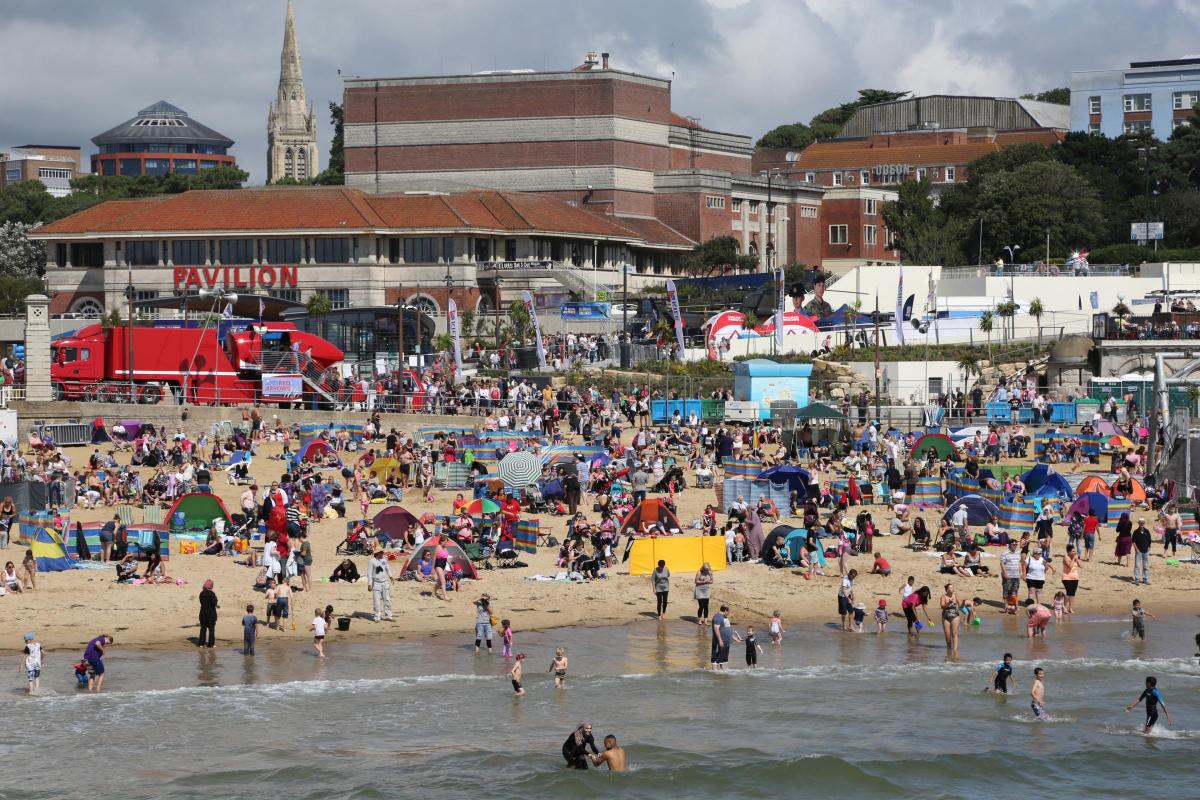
[561,721,599,769]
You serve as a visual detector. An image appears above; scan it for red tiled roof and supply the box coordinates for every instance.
[34,186,656,243]
[795,140,1003,169]
[611,215,695,249]
[670,112,702,129]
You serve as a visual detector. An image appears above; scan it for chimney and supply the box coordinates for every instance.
[601,52,610,69]
[584,51,599,68]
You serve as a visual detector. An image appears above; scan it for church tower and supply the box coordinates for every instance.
[267,0,319,182]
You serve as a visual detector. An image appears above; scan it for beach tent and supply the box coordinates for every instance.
[1074,475,1112,497]
[703,310,747,345]
[293,438,339,466]
[372,506,428,541]
[619,499,683,537]
[1067,492,1110,523]
[794,402,846,422]
[911,433,957,460]
[753,311,819,337]
[166,492,233,532]
[29,526,76,571]
[401,535,477,579]
[1111,476,1148,501]
[943,494,1001,526]
[757,464,810,496]
[1020,464,1072,500]
[364,457,399,481]
[624,535,727,575]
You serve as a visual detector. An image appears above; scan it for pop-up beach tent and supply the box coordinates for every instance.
[619,498,683,537]
[401,535,477,579]
[293,438,340,467]
[372,506,428,541]
[1020,464,1072,500]
[943,494,1001,526]
[30,526,76,571]
[166,492,233,532]
[912,433,957,460]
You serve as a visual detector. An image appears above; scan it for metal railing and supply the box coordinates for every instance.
[939,263,1135,280]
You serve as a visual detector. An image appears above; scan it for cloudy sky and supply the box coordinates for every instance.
[3,0,1199,184]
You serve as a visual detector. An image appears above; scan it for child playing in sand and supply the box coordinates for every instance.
[549,647,568,688]
[1052,591,1066,623]
[769,610,785,645]
[510,653,526,695]
[1131,599,1156,640]
[744,625,763,667]
[310,607,327,657]
[501,619,514,658]
[874,600,888,634]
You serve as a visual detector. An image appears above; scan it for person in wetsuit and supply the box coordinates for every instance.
[562,721,599,769]
[987,653,1017,694]
[1125,676,1172,733]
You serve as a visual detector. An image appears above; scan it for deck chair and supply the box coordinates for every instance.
[909,525,931,551]
[1182,539,1200,564]
[116,505,134,526]
[142,505,163,524]
[462,541,494,571]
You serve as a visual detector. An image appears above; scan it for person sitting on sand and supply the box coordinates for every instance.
[330,559,360,583]
[115,555,139,582]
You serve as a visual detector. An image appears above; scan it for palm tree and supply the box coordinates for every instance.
[994,300,1016,344]
[306,292,333,340]
[1028,298,1045,343]
[957,354,979,389]
[978,310,994,362]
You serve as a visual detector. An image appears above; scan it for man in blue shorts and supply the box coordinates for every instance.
[83,634,113,692]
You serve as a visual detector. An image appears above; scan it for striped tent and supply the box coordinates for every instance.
[722,458,763,478]
[998,499,1038,534]
[911,476,944,507]
[298,423,364,441]
[515,519,538,554]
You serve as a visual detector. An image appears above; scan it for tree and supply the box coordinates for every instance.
[684,236,759,277]
[1028,297,1045,342]
[756,122,815,150]
[306,292,333,339]
[978,310,994,361]
[507,298,531,343]
[881,178,969,265]
[313,102,345,185]
[1020,88,1070,105]
[0,221,47,277]
[459,308,476,340]
[757,89,910,146]
[0,275,45,314]
[957,354,980,390]
[0,180,53,225]
[995,299,1017,342]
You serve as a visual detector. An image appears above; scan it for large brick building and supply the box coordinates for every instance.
[343,53,825,272]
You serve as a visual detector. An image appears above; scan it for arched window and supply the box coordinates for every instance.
[297,149,307,179]
[284,147,294,177]
[71,297,105,318]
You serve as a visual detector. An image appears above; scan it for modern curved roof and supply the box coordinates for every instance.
[91,100,234,148]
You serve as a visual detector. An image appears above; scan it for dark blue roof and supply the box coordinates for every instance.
[91,100,234,148]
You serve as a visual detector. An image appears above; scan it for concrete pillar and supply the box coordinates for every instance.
[24,294,52,402]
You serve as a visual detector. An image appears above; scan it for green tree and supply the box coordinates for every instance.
[507,298,531,343]
[757,122,815,149]
[957,354,980,391]
[757,89,910,146]
[881,178,969,265]
[314,102,345,185]
[0,221,47,277]
[306,292,333,339]
[1028,297,1045,343]
[0,180,53,225]
[995,299,1017,342]
[978,310,994,361]
[0,275,45,314]
[459,308,476,340]
[684,236,759,277]
[1020,88,1070,105]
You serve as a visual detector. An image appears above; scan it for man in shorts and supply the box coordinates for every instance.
[999,541,1022,614]
[710,605,739,670]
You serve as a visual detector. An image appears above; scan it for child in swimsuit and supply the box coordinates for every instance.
[744,626,763,668]
[509,653,525,695]
[549,647,568,688]
[769,610,784,645]
[501,619,513,658]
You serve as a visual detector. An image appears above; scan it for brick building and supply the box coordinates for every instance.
[0,145,83,197]
[343,52,825,273]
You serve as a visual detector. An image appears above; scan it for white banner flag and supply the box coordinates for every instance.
[774,268,786,351]
[521,290,547,369]
[894,265,906,346]
[666,279,686,361]
[447,298,463,381]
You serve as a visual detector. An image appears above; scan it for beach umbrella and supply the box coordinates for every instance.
[1106,434,1134,448]
[466,497,501,514]
[498,450,541,487]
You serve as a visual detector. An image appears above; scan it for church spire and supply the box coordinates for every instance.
[267,0,318,182]
[275,0,307,122]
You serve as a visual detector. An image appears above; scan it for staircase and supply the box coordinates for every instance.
[252,351,340,406]
[551,263,615,298]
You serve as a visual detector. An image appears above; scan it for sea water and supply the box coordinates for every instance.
[3,614,1199,800]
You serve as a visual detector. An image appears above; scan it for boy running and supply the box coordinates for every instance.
[986,653,1018,694]
[1125,676,1172,733]
[21,632,42,693]
[1030,667,1048,721]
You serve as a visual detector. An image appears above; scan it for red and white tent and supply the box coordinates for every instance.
[753,311,818,336]
[702,310,747,345]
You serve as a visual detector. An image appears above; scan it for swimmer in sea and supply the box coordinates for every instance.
[590,734,627,772]
[549,647,568,688]
[1124,676,1172,733]
[562,722,599,770]
[1030,667,1048,721]
[509,653,526,696]
[986,653,1018,694]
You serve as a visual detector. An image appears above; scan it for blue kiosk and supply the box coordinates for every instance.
[732,359,812,420]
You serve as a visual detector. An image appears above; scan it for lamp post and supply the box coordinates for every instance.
[1138,146,1159,254]
[620,261,631,368]
[1044,227,1051,264]
[1003,244,1020,265]
[760,168,781,274]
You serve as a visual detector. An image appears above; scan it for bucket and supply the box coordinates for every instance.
[336,617,352,632]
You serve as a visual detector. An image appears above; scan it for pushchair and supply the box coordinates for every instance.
[335,520,371,556]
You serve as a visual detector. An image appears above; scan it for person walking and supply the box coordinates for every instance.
[1161,504,1182,556]
[838,569,857,631]
[652,560,670,620]
[1132,517,1152,585]
[693,563,714,626]
[940,582,962,655]
[473,594,494,654]
[197,579,218,648]
[1114,512,1133,567]
[367,548,394,622]
[1060,545,1081,615]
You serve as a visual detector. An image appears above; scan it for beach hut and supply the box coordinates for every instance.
[619,499,683,537]
[1020,464,1072,501]
[166,492,233,532]
[372,506,428,542]
[401,535,478,580]
[943,495,1001,526]
[911,433,958,461]
[1075,475,1112,497]
[623,535,727,575]
[29,526,76,571]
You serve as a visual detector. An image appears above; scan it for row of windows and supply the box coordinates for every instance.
[37,168,72,180]
[828,224,885,247]
[827,166,954,187]
[97,144,228,155]
[1087,119,1193,134]
[1089,92,1200,114]
[97,158,224,177]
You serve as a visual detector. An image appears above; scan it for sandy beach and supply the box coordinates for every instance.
[3,419,1198,657]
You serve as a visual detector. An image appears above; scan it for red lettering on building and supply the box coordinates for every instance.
[171,265,300,290]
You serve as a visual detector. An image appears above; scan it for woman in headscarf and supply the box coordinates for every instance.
[561,721,599,769]
[197,579,218,648]
[744,505,765,561]
[1114,511,1134,566]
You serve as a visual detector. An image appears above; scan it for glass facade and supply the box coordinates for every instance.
[173,159,197,174]
[119,159,141,176]
[125,241,160,266]
[218,239,255,264]
[294,307,432,374]
[403,237,438,262]
[98,143,229,155]
[144,159,170,176]
[314,238,350,263]
[172,239,207,265]
[266,238,301,263]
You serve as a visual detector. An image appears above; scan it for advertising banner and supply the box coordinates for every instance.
[262,373,303,399]
[521,291,548,369]
[560,302,611,320]
[666,279,686,361]
[447,298,463,380]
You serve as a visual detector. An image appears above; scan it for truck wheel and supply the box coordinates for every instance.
[138,384,163,405]
[96,385,119,404]
[51,383,64,401]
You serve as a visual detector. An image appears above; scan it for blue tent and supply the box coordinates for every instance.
[816,305,873,330]
[1067,491,1110,523]
[758,464,811,496]
[1021,464,1072,500]
[943,494,1001,526]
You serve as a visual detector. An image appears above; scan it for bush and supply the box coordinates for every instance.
[1088,243,1200,265]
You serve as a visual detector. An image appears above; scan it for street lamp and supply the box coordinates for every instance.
[760,168,782,273]
[1003,244,1020,265]
[1044,227,1051,264]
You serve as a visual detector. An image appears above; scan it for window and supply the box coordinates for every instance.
[70,243,103,268]
[863,225,878,246]
[266,238,301,264]
[124,241,159,266]
[218,239,254,264]
[749,201,759,213]
[731,199,742,212]
[861,170,870,185]
[1174,91,1199,110]
[829,224,848,245]
[1124,93,1152,112]
[403,237,438,262]
[119,159,141,177]
[143,159,170,177]
[133,290,159,319]
[799,206,818,219]
[1089,96,1101,114]
[864,198,877,215]
[705,195,726,209]
[804,172,815,183]
[886,227,897,248]
[173,159,197,175]
[915,168,927,181]
[200,160,219,170]
[321,289,349,309]
[1124,120,1153,135]
[1088,121,1102,134]
[5,167,20,182]
[313,238,350,263]
[172,239,207,265]
[831,172,843,187]
[37,168,72,180]
[505,238,517,261]
[387,238,401,263]
[268,288,300,303]
[945,166,956,181]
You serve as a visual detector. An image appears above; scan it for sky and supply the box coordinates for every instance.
[3,0,1200,185]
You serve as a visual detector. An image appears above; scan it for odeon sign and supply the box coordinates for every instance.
[172,264,299,290]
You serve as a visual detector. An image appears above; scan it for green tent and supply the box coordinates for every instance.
[166,492,233,532]
[794,402,846,421]
[911,433,957,460]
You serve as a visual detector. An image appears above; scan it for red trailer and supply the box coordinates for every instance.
[51,323,345,406]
